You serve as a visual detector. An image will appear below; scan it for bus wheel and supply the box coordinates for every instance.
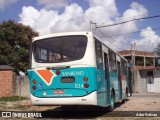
[110,92,115,111]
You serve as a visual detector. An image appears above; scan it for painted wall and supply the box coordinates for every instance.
[136,69,160,93]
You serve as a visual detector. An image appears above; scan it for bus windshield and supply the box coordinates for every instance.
[33,35,87,63]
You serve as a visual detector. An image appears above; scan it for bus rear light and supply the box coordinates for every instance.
[32,80,36,84]
[33,86,36,90]
[56,70,60,75]
[84,83,89,88]
[83,77,88,82]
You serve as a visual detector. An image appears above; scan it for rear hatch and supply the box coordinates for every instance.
[27,66,96,98]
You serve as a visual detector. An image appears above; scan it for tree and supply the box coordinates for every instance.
[154,43,160,56]
[0,20,38,72]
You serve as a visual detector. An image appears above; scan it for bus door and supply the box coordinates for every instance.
[117,61,122,99]
[104,53,110,104]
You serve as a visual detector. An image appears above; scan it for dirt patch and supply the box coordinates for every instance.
[0,100,58,111]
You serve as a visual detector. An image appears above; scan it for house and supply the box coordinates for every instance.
[118,50,160,93]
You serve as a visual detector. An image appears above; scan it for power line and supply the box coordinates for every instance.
[96,14,160,28]
[106,27,160,37]
[96,28,131,46]
[96,29,131,50]
[96,28,157,50]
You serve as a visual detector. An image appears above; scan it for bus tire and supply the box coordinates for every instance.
[110,91,115,111]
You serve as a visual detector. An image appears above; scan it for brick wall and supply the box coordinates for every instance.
[0,70,30,98]
[0,70,15,97]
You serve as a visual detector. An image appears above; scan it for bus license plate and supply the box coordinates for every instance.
[54,90,64,94]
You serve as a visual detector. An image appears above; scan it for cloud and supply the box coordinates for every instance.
[96,2,148,51]
[0,0,18,11]
[89,0,119,19]
[133,27,160,51]
[19,1,150,51]
[37,0,69,9]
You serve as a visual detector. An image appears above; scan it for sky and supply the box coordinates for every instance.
[1,0,160,52]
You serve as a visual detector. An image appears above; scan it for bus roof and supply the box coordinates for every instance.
[33,31,91,41]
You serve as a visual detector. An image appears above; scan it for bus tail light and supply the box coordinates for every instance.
[56,70,60,75]
[84,83,89,88]
[32,80,36,84]
[33,86,36,90]
[83,77,88,82]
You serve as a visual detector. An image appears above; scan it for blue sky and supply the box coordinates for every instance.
[0,0,160,52]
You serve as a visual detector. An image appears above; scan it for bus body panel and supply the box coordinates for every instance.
[28,66,97,98]
[96,69,106,106]
[30,91,97,105]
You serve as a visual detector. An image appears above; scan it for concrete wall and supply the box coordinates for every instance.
[15,76,30,98]
[153,69,160,93]
[136,69,160,93]
[136,70,147,93]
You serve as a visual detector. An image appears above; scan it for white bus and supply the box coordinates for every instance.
[27,31,128,111]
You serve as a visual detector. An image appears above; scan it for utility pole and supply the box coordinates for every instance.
[90,21,97,33]
[131,42,136,93]
[28,35,32,69]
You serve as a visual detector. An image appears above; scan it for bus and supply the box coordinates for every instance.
[27,31,128,111]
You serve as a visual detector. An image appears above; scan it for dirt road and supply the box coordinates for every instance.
[115,92,160,111]
[1,93,160,119]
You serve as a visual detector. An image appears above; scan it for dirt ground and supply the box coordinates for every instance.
[0,93,160,119]
[115,92,160,111]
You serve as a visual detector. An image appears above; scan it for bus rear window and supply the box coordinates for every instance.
[33,35,87,63]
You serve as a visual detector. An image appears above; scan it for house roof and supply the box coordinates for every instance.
[118,50,155,57]
[0,65,15,70]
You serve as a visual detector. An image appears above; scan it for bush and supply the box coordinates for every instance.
[0,96,28,102]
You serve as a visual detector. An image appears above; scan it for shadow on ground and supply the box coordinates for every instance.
[38,99,129,119]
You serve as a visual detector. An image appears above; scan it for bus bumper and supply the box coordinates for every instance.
[30,91,97,106]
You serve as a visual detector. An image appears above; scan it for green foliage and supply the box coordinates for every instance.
[146,58,153,66]
[0,95,28,102]
[135,57,144,66]
[0,20,38,72]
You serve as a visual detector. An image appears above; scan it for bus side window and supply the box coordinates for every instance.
[95,41,103,69]
[109,50,117,72]
[122,60,127,75]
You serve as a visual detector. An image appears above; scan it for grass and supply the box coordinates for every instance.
[0,95,28,102]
